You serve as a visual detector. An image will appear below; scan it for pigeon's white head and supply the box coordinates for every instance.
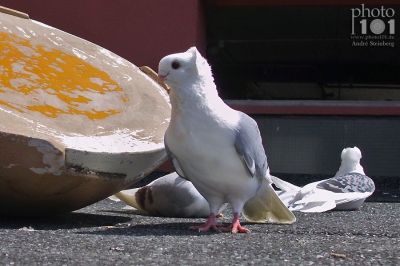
[336,146,365,176]
[341,146,362,162]
[157,47,215,91]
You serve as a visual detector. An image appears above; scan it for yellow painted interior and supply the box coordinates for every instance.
[0,32,127,119]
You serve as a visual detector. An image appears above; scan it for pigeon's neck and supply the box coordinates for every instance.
[170,76,224,113]
[335,161,365,176]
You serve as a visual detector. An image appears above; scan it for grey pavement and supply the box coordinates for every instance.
[0,198,398,265]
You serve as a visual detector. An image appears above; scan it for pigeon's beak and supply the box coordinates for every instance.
[157,71,168,84]
[157,74,166,83]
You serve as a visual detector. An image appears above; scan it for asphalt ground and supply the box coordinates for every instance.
[0,174,398,266]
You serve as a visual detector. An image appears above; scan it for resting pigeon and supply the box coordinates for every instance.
[157,47,296,233]
[273,147,375,212]
[109,172,227,218]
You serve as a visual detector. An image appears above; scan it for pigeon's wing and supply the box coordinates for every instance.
[234,112,268,178]
[316,173,375,193]
[164,140,188,180]
[283,181,337,213]
[234,113,296,223]
[270,175,301,191]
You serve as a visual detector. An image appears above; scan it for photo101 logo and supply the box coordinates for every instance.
[351,4,396,47]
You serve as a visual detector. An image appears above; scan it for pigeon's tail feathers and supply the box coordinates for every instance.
[108,195,121,202]
[242,181,296,224]
[270,175,301,192]
[109,188,145,212]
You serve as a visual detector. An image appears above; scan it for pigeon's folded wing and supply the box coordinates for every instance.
[234,112,268,179]
[316,173,375,193]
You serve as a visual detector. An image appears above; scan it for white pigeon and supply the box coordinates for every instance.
[109,172,227,218]
[272,146,376,212]
[157,47,296,233]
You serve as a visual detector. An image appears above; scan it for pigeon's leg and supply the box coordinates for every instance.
[219,212,250,233]
[189,213,223,232]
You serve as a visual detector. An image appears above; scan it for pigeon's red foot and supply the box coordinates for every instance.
[219,212,250,234]
[189,213,222,232]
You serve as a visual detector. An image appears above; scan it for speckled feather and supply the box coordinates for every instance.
[317,173,375,193]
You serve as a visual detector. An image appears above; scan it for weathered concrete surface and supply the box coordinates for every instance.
[0,199,398,265]
[0,9,170,216]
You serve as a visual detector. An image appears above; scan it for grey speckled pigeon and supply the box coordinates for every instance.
[273,147,375,212]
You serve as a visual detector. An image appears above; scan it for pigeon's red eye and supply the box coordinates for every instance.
[171,61,181,70]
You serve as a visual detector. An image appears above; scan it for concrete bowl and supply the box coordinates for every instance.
[0,7,170,217]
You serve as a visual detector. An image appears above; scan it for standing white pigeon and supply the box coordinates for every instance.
[157,47,295,233]
[109,172,227,218]
[273,146,376,212]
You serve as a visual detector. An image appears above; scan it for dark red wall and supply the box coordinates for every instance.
[1,0,206,71]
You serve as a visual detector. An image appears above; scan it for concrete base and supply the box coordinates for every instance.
[0,11,170,216]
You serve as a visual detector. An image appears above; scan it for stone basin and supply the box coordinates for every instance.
[0,7,170,217]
